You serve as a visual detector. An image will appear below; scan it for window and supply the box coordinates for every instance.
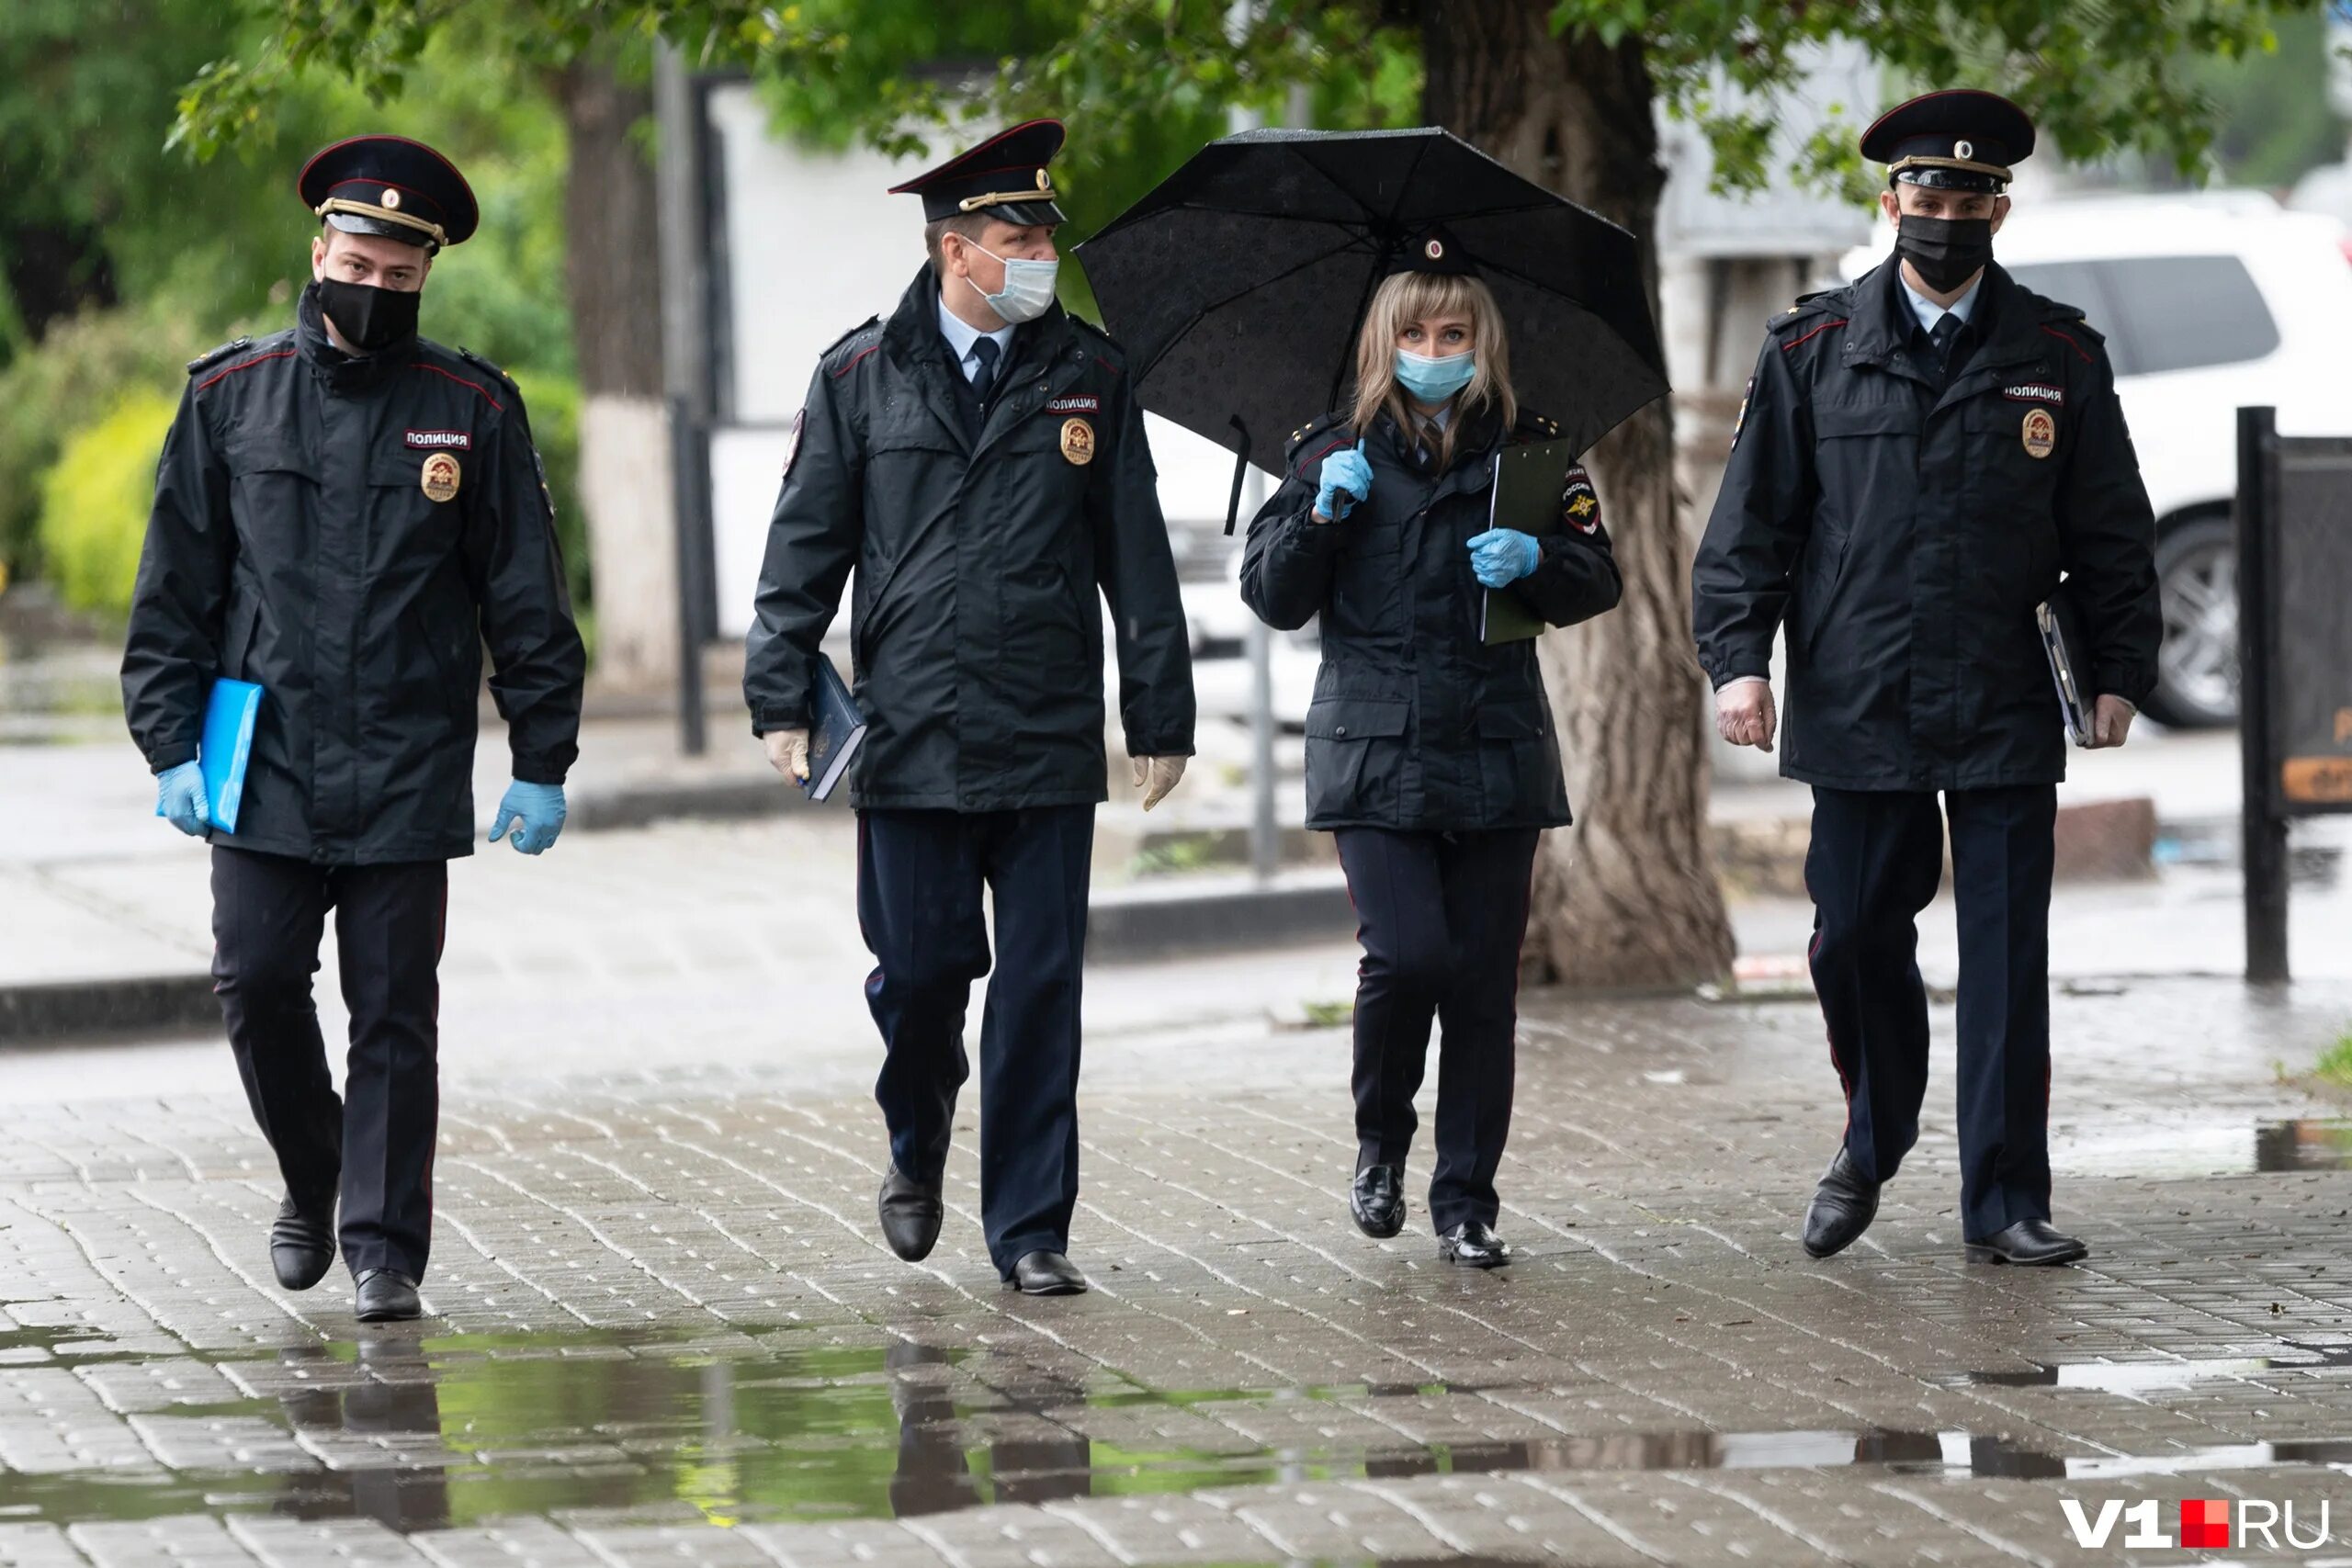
[2097,256,2279,376]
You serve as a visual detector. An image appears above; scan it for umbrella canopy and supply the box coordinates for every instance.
[1076,127,1668,478]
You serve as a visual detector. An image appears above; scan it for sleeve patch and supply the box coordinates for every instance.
[1561,464,1601,534]
[782,408,806,480]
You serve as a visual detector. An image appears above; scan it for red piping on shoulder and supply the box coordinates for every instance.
[2038,325,2094,364]
[832,344,882,378]
[1300,435,1354,475]
[1092,355,1123,378]
[410,361,504,412]
[195,349,297,392]
[1781,318,1848,352]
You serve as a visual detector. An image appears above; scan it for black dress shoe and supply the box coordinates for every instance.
[1009,1250,1088,1295]
[1437,1220,1511,1268]
[1801,1148,1881,1259]
[354,1269,421,1322]
[877,1166,944,1262]
[269,1194,335,1292]
[1350,1165,1406,1238]
[1965,1219,2088,1267]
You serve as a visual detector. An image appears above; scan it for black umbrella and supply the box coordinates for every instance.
[1075,127,1669,525]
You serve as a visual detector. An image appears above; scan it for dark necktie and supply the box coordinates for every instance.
[1929,312,1964,374]
[969,335,1001,401]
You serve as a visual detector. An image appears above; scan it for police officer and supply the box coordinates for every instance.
[122,135,585,1322]
[744,120,1194,1296]
[1692,91,2160,1267]
[1242,235,1621,1268]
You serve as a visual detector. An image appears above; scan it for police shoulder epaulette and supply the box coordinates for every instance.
[1284,411,1352,463]
[1769,288,1845,333]
[186,337,254,376]
[456,345,521,392]
[2038,300,2105,343]
[1513,409,1563,442]
[820,317,883,367]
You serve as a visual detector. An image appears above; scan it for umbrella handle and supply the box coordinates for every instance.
[1223,414,1252,536]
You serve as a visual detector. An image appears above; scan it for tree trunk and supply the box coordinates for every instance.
[1421,0,1734,988]
[550,59,677,694]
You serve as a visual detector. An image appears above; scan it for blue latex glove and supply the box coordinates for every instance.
[1316,439,1373,520]
[490,781,566,855]
[1467,528,1543,588]
[155,761,209,836]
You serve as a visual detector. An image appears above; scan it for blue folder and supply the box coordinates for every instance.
[156,679,262,834]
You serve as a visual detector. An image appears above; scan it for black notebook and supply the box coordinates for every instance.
[2035,584,2095,748]
[804,654,868,802]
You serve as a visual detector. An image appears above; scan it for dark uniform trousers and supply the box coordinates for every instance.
[856,805,1094,1276]
[210,846,447,1280]
[1804,784,2057,1239]
[1334,826,1540,1233]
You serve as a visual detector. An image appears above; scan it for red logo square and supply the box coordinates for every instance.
[2181,1497,2230,1548]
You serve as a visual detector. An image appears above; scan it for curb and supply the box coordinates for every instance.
[1088,873,1354,963]
[0,973,219,1047]
[0,877,1358,1046]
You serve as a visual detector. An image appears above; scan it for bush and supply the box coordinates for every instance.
[0,307,209,586]
[37,389,179,621]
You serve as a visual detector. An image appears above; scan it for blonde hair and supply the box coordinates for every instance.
[1350,271,1517,468]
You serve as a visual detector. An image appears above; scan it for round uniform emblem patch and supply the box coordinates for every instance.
[1059,417,1095,466]
[2020,408,2056,460]
[420,451,462,502]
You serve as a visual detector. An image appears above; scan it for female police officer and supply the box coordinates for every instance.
[1240,235,1621,1266]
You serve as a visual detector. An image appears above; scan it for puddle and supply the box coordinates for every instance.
[2258,1120,2352,1172]
[2063,1118,2352,1179]
[21,1317,2352,1533]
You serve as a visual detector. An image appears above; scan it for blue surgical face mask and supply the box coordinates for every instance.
[960,240,1059,324]
[1396,346,1476,403]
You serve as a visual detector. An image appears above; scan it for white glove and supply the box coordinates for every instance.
[764,728,810,783]
[1129,755,1187,810]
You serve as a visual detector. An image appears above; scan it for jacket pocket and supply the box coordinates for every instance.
[1303,697,1408,821]
[1476,701,1559,822]
[224,435,319,558]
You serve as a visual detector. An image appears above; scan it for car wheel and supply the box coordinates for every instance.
[2142,514,2238,728]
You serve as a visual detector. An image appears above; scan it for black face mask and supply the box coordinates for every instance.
[315,277,422,353]
[1894,214,1994,294]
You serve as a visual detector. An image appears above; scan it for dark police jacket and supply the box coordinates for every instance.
[743,265,1194,811]
[121,287,585,865]
[1242,402,1621,831]
[1692,260,2160,792]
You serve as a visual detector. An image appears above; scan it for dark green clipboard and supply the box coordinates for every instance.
[1479,436,1584,644]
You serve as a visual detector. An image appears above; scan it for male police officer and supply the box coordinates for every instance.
[1693,91,2160,1267]
[122,136,585,1322]
[744,120,1194,1296]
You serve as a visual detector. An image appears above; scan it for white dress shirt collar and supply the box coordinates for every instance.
[936,290,1017,381]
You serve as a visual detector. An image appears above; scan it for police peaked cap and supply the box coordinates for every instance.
[300,135,480,251]
[1382,225,1480,278]
[1860,90,2036,192]
[888,119,1068,226]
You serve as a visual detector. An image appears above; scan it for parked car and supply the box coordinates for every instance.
[1845,190,2352,727]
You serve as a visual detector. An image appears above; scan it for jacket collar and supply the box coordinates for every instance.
[1842,259,2044,390]
[296,283,416,394]
[880,264,1085,454]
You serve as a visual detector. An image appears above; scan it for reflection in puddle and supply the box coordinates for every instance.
[2257,1119,2352,1172]
[24,1318,2352,1534]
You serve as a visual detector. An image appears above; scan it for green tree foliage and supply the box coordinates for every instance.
[38,388,177,618]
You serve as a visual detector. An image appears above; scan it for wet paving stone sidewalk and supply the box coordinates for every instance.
[6,977,2352,1564]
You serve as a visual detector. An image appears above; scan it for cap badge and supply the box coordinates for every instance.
[381,188,401,209]
[2021,408,2056,459]
[1954,140,1973,160]
[1059,416,1096,466]
[421,451,462,502]
[1425,238,1444,259]
[1036,170,1050,190]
